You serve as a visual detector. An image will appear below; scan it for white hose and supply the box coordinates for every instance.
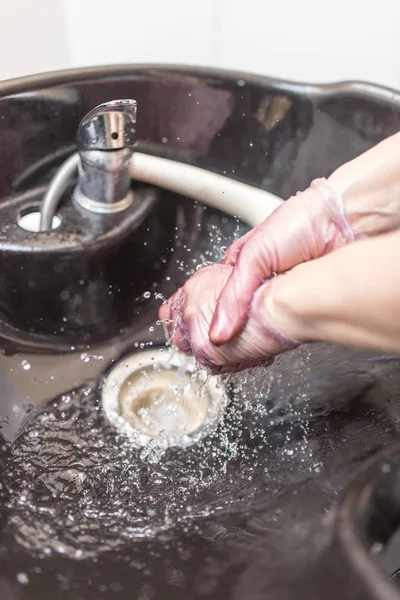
[130,153,283,228]
[39,152,284,231]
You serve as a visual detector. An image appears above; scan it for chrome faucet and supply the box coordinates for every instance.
[73,99,137,214]
[39,99,139,230]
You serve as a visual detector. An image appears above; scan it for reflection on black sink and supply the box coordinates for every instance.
[0,65,400,600]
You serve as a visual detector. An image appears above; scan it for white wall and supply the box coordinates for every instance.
[0,0,399,89]
[0,0,68,81]
[217,0,400,88]
[63,0,400,89]
[63,0,221,70]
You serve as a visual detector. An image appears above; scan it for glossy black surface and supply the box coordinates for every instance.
[0,184,183,351]
[0,65,399,600]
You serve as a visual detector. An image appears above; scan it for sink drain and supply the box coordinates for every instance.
[101,348,228,448]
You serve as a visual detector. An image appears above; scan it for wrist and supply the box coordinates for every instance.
[260,271,315,344]
[328,144,400,237]
[260,254,349,346]
[327,163,375,236]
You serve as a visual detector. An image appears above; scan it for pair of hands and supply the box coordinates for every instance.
[159,177,356,374]
[159,131,400,372]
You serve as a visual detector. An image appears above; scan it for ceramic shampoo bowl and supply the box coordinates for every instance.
[0,66,399,600]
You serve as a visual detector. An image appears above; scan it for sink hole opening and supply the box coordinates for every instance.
[101,348,228,450]
[17,204,62,232]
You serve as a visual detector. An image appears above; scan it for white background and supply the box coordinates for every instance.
[0,0,399,89]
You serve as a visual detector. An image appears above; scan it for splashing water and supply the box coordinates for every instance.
[0,217,323,572]
[0,347,321,564]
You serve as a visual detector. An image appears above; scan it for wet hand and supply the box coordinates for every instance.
[159,264,299,374]
[209,178,356,345]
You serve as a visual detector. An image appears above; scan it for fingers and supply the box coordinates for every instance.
[209,236,274,345]
[221,228,254,266]
[159,264,295,374]
[210,193,316,345]
[159,305,191,354]
[158,288,183,339]
[159,182,352,368]
[170,327,192,355]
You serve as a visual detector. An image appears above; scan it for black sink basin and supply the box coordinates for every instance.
[0,65,400,600]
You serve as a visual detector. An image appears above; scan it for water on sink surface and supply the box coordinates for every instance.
[0,208,400,598]
[1,344,400,599]
[0,342,395,561]
[0,363,311,560]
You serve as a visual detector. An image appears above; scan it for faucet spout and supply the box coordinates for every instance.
[73,99,137,213]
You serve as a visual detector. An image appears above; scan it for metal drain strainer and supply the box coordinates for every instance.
[102,348,228,448]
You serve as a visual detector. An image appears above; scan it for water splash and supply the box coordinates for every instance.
[0,216,321,566]
[0,353,318,563]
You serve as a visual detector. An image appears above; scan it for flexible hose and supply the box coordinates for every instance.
[39,152,284,231]
[130,154,283,227]
[39,152,80,231]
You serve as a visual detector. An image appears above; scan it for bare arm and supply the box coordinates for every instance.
[330,131,400,236]
[268,228,400,353]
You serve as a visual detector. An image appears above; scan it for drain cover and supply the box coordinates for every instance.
[102,348,228,448]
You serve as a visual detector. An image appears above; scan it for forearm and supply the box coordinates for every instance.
[328,131,400,236]
[267,228,400,353]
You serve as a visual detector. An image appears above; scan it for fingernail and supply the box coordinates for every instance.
[209,310,234,345]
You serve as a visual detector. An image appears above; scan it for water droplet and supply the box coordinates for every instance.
[17,572,29,585]
[140,435,168,464]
